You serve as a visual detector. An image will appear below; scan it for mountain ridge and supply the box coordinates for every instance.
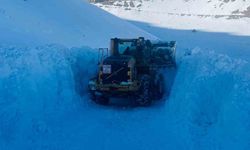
[91,0,250,18]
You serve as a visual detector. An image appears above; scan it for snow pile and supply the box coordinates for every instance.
[0,44,98,149]
[166,48,250,149]
[0,0,154,47]
[3,41,249,150]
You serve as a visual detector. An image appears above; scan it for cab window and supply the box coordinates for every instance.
[118,42,136,55]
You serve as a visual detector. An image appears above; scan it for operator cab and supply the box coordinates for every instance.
[110,37,147,56]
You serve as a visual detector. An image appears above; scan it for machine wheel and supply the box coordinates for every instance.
[96,96,109,105]
[136,75,153,106]
[90,92,109,105]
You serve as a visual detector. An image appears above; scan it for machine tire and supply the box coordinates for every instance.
[91,92,109,105]
[90,91,96,101]
[96,96,109,105]
[136,75,152,106]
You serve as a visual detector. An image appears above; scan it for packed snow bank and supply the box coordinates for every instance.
[165,48,250,149]
[0,44,98,149]
[1,44,249,150]
[0,0,155,47]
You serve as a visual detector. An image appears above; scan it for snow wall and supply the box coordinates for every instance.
[0,45,249,149]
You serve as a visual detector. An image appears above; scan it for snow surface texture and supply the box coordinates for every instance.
[0,0,250,150]
[94,0,250,35]
[1,45,250,150]
[0,44,97,149]
[0,0,155,47]
[168,48,250,150]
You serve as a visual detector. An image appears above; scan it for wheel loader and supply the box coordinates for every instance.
[88,37,176,106]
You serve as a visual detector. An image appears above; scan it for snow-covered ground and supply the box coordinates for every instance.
[98,0,250,16]
[95,0,250,35]
[1,0,250,150]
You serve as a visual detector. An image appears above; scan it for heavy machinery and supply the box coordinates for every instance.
[88,37,176,106]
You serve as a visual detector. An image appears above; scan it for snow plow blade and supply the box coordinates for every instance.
[151,41,176,67]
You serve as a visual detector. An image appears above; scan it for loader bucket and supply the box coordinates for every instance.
[151,41,176,67]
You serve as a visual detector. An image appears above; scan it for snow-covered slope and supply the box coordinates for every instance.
[0,0,154,47]
[93,0,250,35]
[95,0,250,17]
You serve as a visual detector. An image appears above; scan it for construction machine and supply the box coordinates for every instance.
[88,37,176,106]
